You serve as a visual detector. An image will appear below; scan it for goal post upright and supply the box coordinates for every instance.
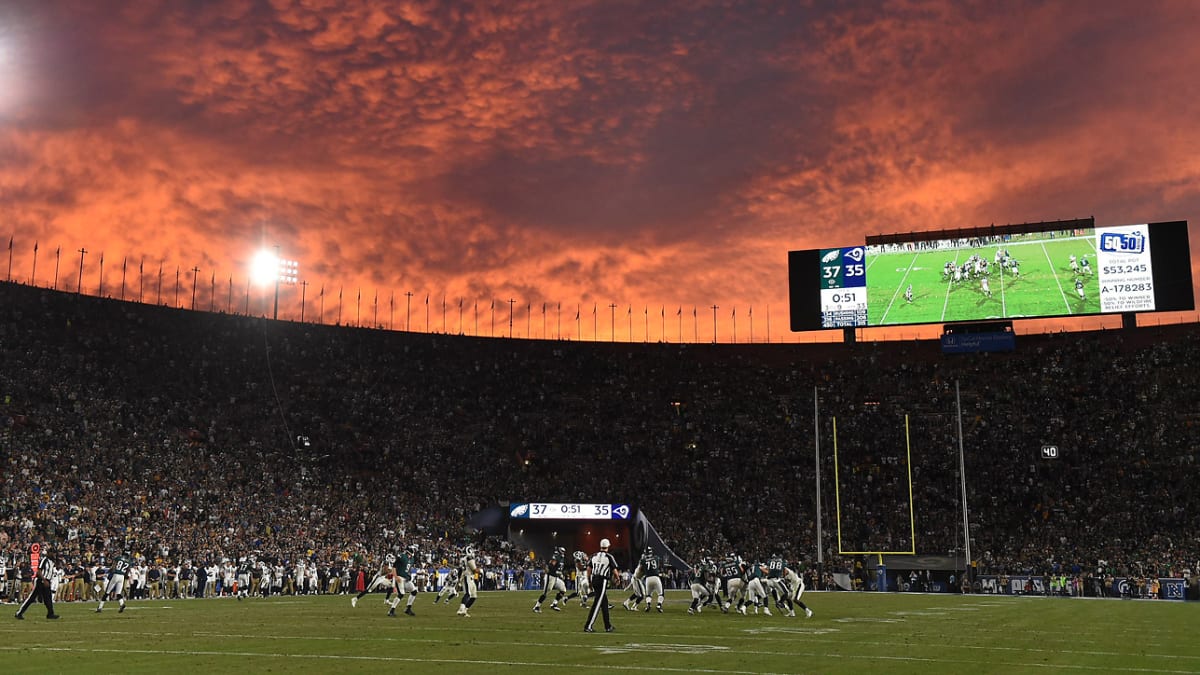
[832,411,918,558]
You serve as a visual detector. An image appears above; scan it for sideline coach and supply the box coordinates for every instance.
[584,538,619,633]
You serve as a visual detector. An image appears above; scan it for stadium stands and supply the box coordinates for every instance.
[1,281,1198,597]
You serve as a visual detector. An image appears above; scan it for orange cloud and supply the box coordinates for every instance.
[1,0,1198,342]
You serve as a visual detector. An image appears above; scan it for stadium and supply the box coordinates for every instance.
[3,245,1200,672]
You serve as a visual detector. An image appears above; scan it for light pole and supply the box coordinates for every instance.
[251,248,298,320]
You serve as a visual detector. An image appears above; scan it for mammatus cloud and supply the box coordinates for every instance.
[1,0,1198,341]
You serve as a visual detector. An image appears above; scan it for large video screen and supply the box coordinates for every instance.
[789,220,1193,331]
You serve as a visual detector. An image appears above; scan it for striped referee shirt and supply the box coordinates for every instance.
[37,555,56,581]
[589,551,618,579]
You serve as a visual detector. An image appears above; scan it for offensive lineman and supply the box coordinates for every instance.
[687,561,712,614]
[635,548,665,612]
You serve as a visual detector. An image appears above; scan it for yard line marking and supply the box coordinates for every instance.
[878,254,919,324]
[0,647,792,675]
[3,645,1196,674]
[1040,242,1073,313]
[940,250,960,323]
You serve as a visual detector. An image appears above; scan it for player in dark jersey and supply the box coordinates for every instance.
[686,562,711,614]
[97,552,134,613]
[533,547,578,612]
[636,550,665,613]
[387,544,420,617]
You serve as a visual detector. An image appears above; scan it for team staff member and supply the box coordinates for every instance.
[584,538,619,633]
[15,542,60,620]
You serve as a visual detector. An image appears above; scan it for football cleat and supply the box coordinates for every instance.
[533,606,541,613]
[763,607,772,616]
[405,607,415,616]
[657,606,663,613]
[805,608,813,618]
[687,607,695,615]
[551,605,560,612]
[350,597,357,608]
[605,626,615,632]
[584,628,594,633]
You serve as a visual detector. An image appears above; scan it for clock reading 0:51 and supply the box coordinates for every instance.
[829,291,858,303]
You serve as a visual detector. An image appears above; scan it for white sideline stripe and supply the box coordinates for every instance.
[0,646,790,675]
[2,645,1195,674]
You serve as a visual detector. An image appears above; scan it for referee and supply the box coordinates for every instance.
[15,542,60,620]
[583,538,619,633]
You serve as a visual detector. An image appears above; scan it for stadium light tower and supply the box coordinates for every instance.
[251,247,299,320]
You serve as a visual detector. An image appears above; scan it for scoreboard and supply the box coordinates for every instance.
[508,502,632,520]
[789,220,1193,331]
[818,246,868,328]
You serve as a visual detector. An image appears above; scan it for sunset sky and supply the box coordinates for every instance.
[2,0,1199,342]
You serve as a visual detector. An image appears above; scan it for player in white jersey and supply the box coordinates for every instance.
[904,284,913,303]
[434,566,460,604]
[456,547,479,617]
[781,563,814,618]
[258,560,273,597]
[981,276,991,298]
[573,551,591,608]
[1068,254,1078,273]
[352,550,398,610]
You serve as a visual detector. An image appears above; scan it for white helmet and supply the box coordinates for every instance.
[600,538,611,550]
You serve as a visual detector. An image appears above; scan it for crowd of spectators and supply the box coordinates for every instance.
[2,281,1198,599]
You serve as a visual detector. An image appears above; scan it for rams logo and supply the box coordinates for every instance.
[613,505,631,519]
[509,503,530,518]
[843,247,864,262]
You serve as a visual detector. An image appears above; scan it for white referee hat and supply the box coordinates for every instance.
[600,538,610,549]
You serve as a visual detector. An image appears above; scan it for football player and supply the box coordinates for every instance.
[434,564,460,604]
[686,562,711,614]
[636,549,665,613]
[1075,278,1086,300]
[351,549,397,610]
[456,546,479,617]
[387,544,420,617]
[781,562,814,618]
[96,551,134,613]
[572,551,591,607]
[533,546,576,612]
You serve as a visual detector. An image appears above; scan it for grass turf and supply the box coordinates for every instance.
[866,236,1101,326]
[2,590,1197,674]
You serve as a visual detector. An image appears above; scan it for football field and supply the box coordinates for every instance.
[2,590,1196,674]
[867,236,1102,326]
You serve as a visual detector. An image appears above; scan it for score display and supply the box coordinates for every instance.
[508,503,632,520]
[789,220,1193,331]
[819,246,868,327]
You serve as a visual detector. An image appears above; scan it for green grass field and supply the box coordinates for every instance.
[3,590,1197,674]
[867,235,1102,326]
